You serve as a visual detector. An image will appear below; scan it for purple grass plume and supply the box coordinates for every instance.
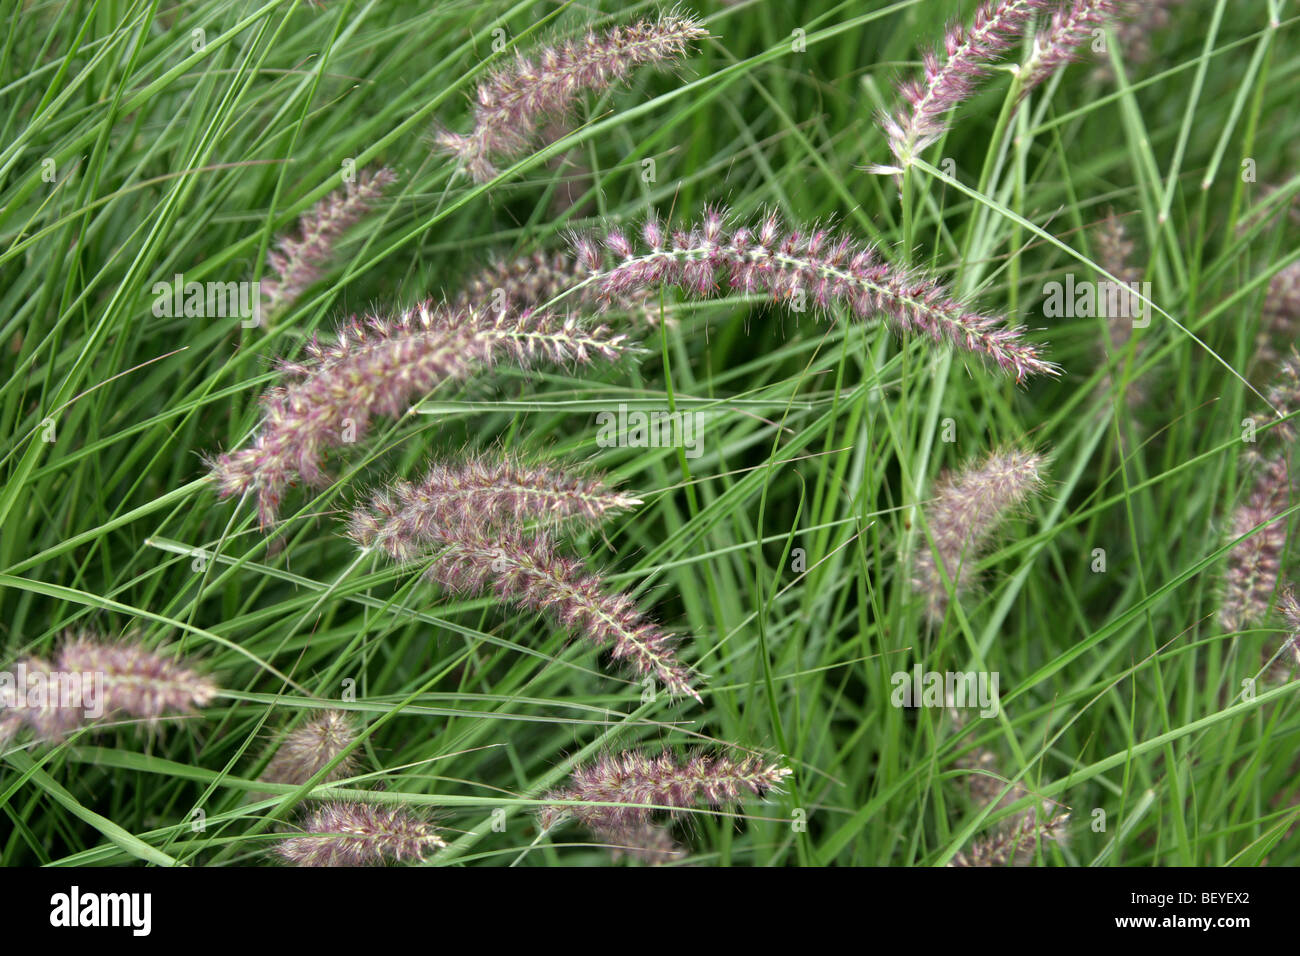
[349,455,641,563]
[1018,0,1122,95]
[435,10,708,182]
[950,801,1070,866]
[912,448,1047,622]
[538,749,791,850]
[574,207,1056,381]
[1,632,217,743]
[274,801,446,867]
[875,0,1052,172]
[1256,264,1300,371]
[207,301,631,528]
[591,819,685,864]
[452,249,659,325]
[1272,586,1300,677]
[349,507,700,700]
[261,710,359,786]
[1219,452,1292,634]
[261,167,397,315]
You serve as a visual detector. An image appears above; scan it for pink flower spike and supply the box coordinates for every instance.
[539,749,791,836]
[274,802,446,867]
[207,301,631,528]
[435,11,708,183]
[261,167,397,315]
[882,0,1053,169]
[912,448,1047,621]
[574,208,1056,381]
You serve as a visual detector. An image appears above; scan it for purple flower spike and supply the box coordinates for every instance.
[261,167,397,315]
[880,0,1053,170]
[262,710,359,787]
[1019,1,1123,95]
[207,301,631,528]
[424,528,700,702]
[2,632,217,743]
[435,11,708,182]
[349,455,641,563]
[539,749,791,838]
[912,448,1047,621]
[274,802,445,867]
[574,207,1056,381]
[1220,453,1292,634]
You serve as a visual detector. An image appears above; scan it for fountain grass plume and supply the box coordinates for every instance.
[261,710,359,786]
[876,0,1054,172]
[261,167,397,315]
[351,521,701,702]
[207,300,632,528]
[912,447,1047,622]
[538,749,791,834]
[435,9,708,182]
[274,801,446,867]
[1018,1,1123,95]
[1219,452,1292,633]
[348,454,641,563]
[1,632,217,742]
[574,207,1056,381]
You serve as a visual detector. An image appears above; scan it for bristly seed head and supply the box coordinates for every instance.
[408,526,699,702]
[538,749,791,838]
[261,167,397,315]
[348,454,641,563]
[574,207,1056,381]
[435,10,708,182]
[2,632,217,743]
[1018,1,1124,96]
[879,0,1054,170]
[912,448,1047,622]
[274,801,446,867]
[1219,452,1292,634]
[261,710,359,787]
[207,301,631,529]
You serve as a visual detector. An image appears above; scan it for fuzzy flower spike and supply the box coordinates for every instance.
[351,455,641,563]
[575,207,1055,381]
[208,301,631,528]
[261,710,359,786]
[912,448,1046,621]
[538,749,790,861]
[350,516,699,701]
[261,167,397,315]
[274,802,446,867]
[877,0,1052,172]
[349,454,696,700]
[1219,453,1292,634]
[1,632,217,743]
[436,10,708,182]
[1017,1,1123,95]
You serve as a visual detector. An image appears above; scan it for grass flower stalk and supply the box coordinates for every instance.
[1,633,216,742]
[435,11,707,182]
[351,455,641,562]
[538,749,791,835]
[208,301,631,527]
[575,207,1055,381]
[274,802,445,867]
[912,448,1046,621]
[260,167,397,315]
